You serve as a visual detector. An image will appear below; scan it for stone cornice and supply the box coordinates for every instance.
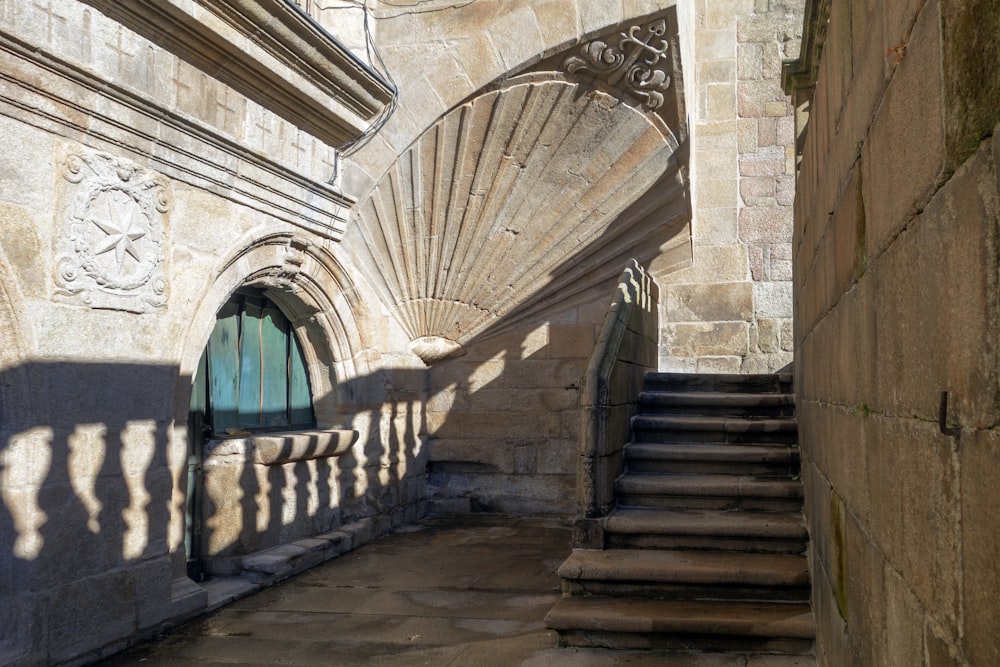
[78,0,394,148]
[0,34,355,240]
[782,0,831,95]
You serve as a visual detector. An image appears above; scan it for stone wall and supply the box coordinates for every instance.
[787,0,1000,663]
[344,1,693,518]
[659,0,802,373]
[0,3,423,664]
[0,1,811,663]
[424,307,600,516]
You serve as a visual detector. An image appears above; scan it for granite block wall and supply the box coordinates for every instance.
[787,0,1000,662]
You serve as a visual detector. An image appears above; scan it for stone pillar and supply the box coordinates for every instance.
[659,0,802,373]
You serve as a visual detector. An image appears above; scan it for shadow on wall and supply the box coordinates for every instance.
[0,358,429,664]
[0,361,179,663]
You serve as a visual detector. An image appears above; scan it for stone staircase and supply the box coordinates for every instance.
[545,372,815,655]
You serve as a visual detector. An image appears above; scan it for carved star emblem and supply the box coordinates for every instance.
[90,193,147,272]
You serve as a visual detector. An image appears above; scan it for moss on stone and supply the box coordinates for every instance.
[942,0,1000,168]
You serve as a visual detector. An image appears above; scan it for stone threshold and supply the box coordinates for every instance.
[199,517,375,613]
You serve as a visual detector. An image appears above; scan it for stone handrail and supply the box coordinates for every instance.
[576,259,659,546]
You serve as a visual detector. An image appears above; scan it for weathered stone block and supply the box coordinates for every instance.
[532,1,577,48]
[696,355,743,373]
[737,117,759,153]
[861,0,945,255]
[489,6,544,71]
[740,175,776,205]
[704,83,737,121]
[659,244,748,284]
[696,29,737,61]
[664,281,753,322]
[738,150,787,177]
[135,557,177,630]
[737,79,786,119]
[753,281,792,318]
[695,120,739,148]
[941,0,1000,168]
[435,411,564,440]
[697,59,736,85]
[48,570,137,663]
[864,415,959,626]
[536,439,575,475]
[871,138,998,424]
[696,176,738,208]
[739,206,792,243]
[503,359,586,389]
[812,546,852,667]
[737,41,764,80]
[756,317,781,353]
[961,429,1000,667]
[845,507,887,666]
[693,206,739,245]
[547,324,596,359]
[883,565,924,666]
[664,321,748,357]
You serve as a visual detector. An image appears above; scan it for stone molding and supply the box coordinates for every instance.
[54,148,169,313]
[781,0,830,96]
[77,0,394,148]
[781,0,829,159]
[0,37,355,240]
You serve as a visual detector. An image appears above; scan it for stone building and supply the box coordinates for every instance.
[785,0,1000,663]
[9,0,990,664]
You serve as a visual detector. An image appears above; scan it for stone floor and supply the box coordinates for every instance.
[97,518,815,666]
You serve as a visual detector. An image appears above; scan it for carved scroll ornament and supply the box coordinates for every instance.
[564,19,673,110]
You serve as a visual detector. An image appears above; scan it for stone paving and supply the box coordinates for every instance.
[97,518,814,667]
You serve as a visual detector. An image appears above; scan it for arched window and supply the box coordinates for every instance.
[192,288,315,437]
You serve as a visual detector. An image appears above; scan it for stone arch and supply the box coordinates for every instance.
[175,231,371,422]
[350,8,689,364]
[349,1,684,192]
[167,231,371,579]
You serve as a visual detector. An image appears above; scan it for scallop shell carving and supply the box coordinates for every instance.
[351,79,687,364]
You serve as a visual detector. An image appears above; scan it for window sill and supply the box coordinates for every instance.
[206,428,359,465]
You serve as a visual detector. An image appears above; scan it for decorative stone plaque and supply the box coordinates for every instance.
[54,149,169,312]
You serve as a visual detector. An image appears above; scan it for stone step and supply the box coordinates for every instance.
[557,548,810,601]
[643,372,794,395]
[605,507,808,553]
[616,473,803,512]
[545,596,815,653]
[632,414,798,445]
[624,442,799,475]
[639,390,795,417]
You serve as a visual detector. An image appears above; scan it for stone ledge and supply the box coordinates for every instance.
[239,519,371,583]
[0,40,357,239]
[206,428,359,465]
[77,0,393,147]
[251,429,359,465]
